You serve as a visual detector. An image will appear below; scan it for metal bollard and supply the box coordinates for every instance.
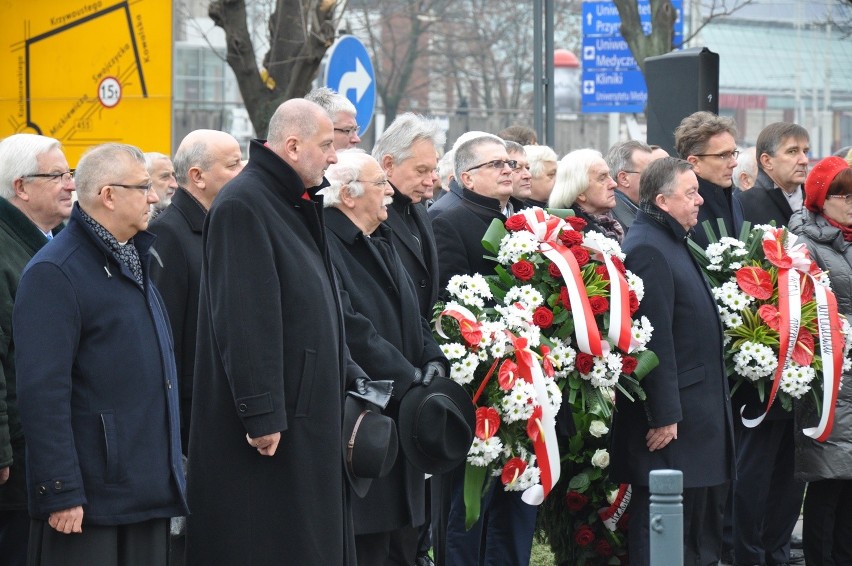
[649,469,683,566]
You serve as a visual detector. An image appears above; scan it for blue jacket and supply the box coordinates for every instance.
[13,204,187,525]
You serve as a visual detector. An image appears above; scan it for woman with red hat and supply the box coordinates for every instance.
[789,155,852,565]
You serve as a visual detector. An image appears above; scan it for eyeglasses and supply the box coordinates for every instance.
[356,178,390,187]
[694,150,740,161]
[622,170,640,175]
[334,126,359,137]
[827,194,852,204]
[108,182,154,194]
[22,170,74,183]
[466,159,518,173]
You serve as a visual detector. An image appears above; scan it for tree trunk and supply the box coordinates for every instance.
[614,0,676,73]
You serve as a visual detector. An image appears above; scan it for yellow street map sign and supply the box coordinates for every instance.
[0,0,172,166]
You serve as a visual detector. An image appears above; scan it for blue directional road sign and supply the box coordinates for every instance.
[324,35,376,136]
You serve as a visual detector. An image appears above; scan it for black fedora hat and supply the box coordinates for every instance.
[398,377,475,475]
[343,392,399,498]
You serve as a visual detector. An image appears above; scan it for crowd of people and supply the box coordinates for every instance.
[1,85,852,566]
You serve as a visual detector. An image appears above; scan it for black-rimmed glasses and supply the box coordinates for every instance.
[466,159,518,173]
[22,170,74,183]
[108,182,154,194]
[335,126,360,137]
[694,150,740,161]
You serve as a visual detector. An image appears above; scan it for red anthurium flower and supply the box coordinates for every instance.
[540,345,555,377]
[758,304,781,331]
[501,457,527,486]
[475,406,501,440]
[792,329,815,367]
[509,334,534,382]
[763,237,793,269]
[735,266,773,300]
[459,318,483,347]
[800,274,814,303]
[498,359,519,390]
[527,406,544,442]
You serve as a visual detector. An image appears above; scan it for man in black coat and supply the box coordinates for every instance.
[605,140,654,231]
[185,99,366,566]
[674,111,744,247]
[148,129,244,449]
[731,122,811,566]
[324,150,447,565]
[613,157,735,566]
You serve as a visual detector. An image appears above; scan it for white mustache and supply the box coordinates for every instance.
[382,196,393,206]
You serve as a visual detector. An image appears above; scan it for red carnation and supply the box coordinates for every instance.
[511,260,535,281]
[548,262,562,279]
[589,295,609,315]
[559,287,572,310]
[610,255,627,275]
[559,230,584,247]
[628,290,640,315]
[532,306,554,329]
[571,246,590,267]
[574,524,596,548]
[505,214,527,231]
[576,352,595,374]
[566,216,588,231]
[595,539,613,557]
[621,355,638,375]
[565,490,589,512]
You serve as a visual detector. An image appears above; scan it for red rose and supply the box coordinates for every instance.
[621,355,638,375]
[532,306,554,329]
[559,287,572,310]
[511,260,535,281]
[565,490,589,512]
[570,246,590,267]
[559,230,584,247]
[566,216,588,231]
[628,290,640,315]
[589,295,609,315]
[595,264,610,281]
[505,214,527,231]
[595,539,613,557]
[548,262,562,279]
[576,352,595,374]
[574,524,596,548]
[610,255,627,275]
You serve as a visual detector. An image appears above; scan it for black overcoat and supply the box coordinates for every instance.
[693,176,745,248]
[735,170,798,228]
[148,187,205,447]
[325,210,444,534]
[611,210,735,488]
[185,140,363,566]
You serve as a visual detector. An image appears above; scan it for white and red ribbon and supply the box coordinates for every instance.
[802,280,843,441]
[599,483,632,531]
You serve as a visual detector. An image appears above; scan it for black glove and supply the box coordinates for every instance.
[416,360,447,388]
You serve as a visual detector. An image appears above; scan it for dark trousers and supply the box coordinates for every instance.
[0,508,29,566]
[356,525,420,566]
[803,479,852,566]
[628,482,728,566]
[733,419,805,565]
[28,517,169,566]
[443,466,537,566]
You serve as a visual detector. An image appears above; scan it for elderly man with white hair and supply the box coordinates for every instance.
[324,149,447,566]
[523,144,558,208]
[144,152,178,220]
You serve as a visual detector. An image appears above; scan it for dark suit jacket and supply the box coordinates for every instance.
[325,209,443,534]
[611,209,735,488]
[612,190,638,231]
[693,176,744,248]
[427,178,463,219]
[735,169,800,228]
[384,187,440,318]
[148,187,205,446]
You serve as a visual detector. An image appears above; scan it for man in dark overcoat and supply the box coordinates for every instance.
[324,150,447,565]
[14,143,187,565]
[148,129,244,448]
[185,99,366,566]
[612,157,735,566]
[731,122,811,566]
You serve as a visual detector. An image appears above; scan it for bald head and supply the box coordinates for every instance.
[266,98,337,188]
[173,129,244,208]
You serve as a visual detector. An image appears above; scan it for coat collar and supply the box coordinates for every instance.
[247,139,329,205]
[0,197,61,252]
[168,187,207,233]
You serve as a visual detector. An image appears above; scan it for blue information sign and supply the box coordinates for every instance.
[581,0,683,113]
[324,35,376,135]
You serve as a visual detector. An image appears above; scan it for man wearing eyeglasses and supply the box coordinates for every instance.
[0,133,75,566]
[728,123,811,566]
[306,86,362,150]
[13,143,187,566]
[674,111,744,248]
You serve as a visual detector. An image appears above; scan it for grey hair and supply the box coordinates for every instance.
[267,99,325,149]
[605,140,652,179]
[451,131,499,152]
[173,141,212,187]
[639,157,694,203]
[437,150,455,184]
[371,113,445,166]
[75,143,146,201]
[732,146,757,186]
[756,122,810,172]
[504,141,524,155]
[0,134,61,200]
[144,152,170,172]
[454,136,507,183]
[305,86,357,120]
[524,144,558,178]
[548,148,602,208]
[323,149,372,208]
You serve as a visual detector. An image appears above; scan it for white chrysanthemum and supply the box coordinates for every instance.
[583,231,624,260]
[630,316,654,351]
[581,356,619,388]
[450,352,481,385]
[626,270,644,302]
[712,281,753,312]
[467,436,504,467]
[500,380,536,423]
[518,325,542,348]
[550,341,577,378]
[496,231,541,264]
[440,342,467,360]
[504,286,544,311]
[504,464,541,492]
[544,378,563,413]
[733,341,777,381]
[779,362,816,399]
[720,310,744,330]
[445,275,492,306]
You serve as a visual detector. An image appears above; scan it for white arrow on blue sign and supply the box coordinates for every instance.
[324,35,376,136]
